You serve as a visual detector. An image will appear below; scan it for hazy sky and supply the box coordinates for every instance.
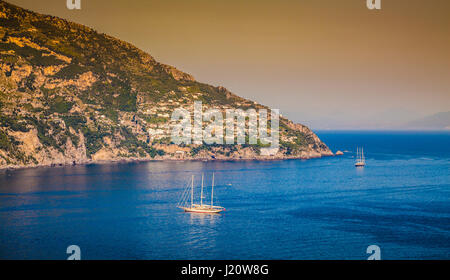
[7,0,450,129]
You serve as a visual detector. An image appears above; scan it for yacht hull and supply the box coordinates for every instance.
[181,207,224,214]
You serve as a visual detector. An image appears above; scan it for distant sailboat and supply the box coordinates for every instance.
[355,147,366,167]
[177,173,225,214]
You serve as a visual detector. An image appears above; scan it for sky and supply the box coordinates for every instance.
[6,0,450,129]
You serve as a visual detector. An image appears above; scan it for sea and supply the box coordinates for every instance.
[0,131,449,259]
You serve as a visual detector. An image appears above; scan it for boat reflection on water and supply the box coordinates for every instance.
[188,211,221,226]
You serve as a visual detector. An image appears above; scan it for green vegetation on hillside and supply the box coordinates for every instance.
[0,0,330,166]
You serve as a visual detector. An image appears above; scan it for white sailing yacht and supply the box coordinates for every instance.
[355,147,366,167]
[177,173,225,214]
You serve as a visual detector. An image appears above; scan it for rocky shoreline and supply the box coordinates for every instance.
[0,150,335,171]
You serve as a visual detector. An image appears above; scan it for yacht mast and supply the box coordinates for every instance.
[191,175,194,207]
[211,173,214,207]
[200,173,204,206]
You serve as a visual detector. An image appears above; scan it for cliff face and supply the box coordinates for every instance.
[0,1,332,169]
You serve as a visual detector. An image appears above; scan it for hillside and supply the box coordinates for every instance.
[0,1,332,168]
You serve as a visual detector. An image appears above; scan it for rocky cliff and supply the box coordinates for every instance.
[0,1,332,169]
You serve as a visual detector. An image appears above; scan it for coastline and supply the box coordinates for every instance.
[0,151,335,171]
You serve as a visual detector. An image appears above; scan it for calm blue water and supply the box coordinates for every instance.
[0,131,449,260]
